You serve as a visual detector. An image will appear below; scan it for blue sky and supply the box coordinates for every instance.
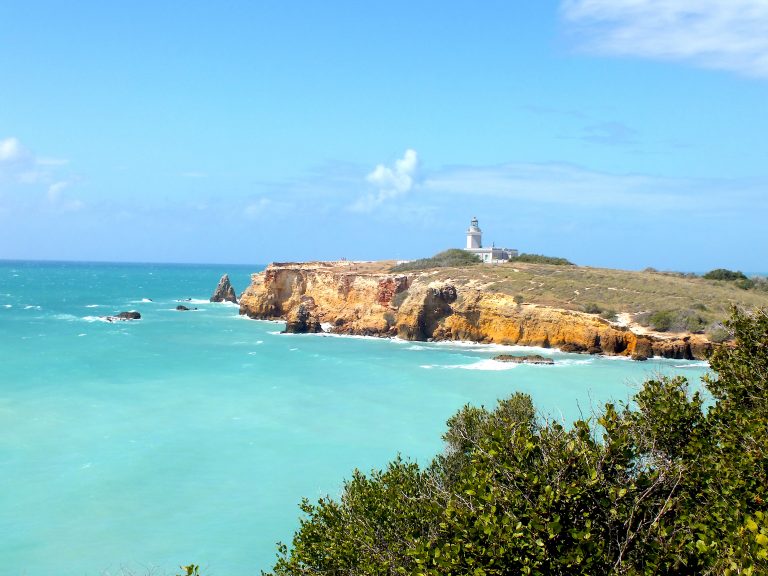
[1,1,766,270]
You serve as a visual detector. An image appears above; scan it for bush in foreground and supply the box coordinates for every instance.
[268,307,768,575]
[391,249,481,272]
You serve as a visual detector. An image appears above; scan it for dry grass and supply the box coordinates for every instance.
[419,262,768,325]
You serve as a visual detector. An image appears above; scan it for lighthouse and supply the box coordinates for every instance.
[463,217,518,263]
[466,216,482,249]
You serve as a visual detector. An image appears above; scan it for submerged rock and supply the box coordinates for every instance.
[176,305,198,311]
[210,274,238,303]
[493,354,554,365]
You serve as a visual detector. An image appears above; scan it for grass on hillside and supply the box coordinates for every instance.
[416,261,768,330]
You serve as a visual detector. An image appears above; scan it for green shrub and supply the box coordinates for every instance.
[583,302,602,314]
[706,323,732,343]
[647,310,674,331]
[391,249,481,272]
[735,278,756,290]
[637,309,707,333]
[599,308,618,321]
[703,268,748,281]
[269,308,768,576]
[513,295,524,306]
[509,253,574,266]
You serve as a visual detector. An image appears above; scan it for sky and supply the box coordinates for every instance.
[1,0,766,270]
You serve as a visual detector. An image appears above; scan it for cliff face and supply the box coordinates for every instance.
[239,262,713,360]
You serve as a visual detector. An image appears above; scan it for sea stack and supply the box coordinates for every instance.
[210,274,238,303]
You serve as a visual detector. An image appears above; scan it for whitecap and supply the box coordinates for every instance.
[82,315,111,323]
[424,359,518,371]
[2,304,11,308]
[407,345,426,351]
[53,313,79,321]
[321,322,333,332]
[183,298,210,305]
[673,362,709,369]
[84,304,102,308]
[555,358,594,367]
[24,305,41,310]
[78,333,87,337]
[422,339,558,356]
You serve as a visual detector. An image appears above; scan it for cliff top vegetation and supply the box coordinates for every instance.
[390,249,481,272]
[509,253,574,266]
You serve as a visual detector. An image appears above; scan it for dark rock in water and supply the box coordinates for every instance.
[176,305,197,311]
[560,342,586,353]
[105,311,141,322]
[493,354,554,365]
[283,296,323,334]
[210,274,237,303]
[587,346,602,355]
[117,311,141,320]
[631,353,649,361]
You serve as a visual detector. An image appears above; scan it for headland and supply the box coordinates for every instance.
[238,260,768,360]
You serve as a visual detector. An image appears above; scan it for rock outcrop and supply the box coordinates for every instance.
[210,274,238,303]
[493,354,555,365]
[105,311,141,322]
[239,262,715,360]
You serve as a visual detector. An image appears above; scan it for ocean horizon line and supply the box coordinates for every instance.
[0,257,267,268]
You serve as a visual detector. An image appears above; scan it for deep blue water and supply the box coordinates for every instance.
[0,261,709,575]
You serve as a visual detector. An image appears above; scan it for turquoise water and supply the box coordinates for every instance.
[0,261,709,575]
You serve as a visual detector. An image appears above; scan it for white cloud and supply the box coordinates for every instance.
[562,0,768,78]
[0,137,27,164]
[352,149,419,212]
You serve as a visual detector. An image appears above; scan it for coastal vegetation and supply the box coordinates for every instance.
[390,249,481,272]
[509,253,574,266]
[268,307,768,575]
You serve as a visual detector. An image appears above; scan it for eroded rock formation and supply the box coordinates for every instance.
[239,262,714,360]
[211,274,238,303]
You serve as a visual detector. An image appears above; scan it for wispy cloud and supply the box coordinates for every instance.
[423,161,761,212]
[48,181,84,211]
[244,197,272,218]
[562,0,768,78]
[351,149,419,212]
[0,136,81,210]
[579,121,638,147]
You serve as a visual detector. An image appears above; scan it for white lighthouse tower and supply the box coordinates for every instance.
[463,216,518,263]
[466,216,482,249]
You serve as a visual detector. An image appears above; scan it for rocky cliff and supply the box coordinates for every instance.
[239,262,714,360]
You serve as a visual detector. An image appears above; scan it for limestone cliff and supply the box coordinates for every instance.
[239,262,714,360]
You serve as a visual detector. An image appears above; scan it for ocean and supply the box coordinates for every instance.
[0,261,710,575]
